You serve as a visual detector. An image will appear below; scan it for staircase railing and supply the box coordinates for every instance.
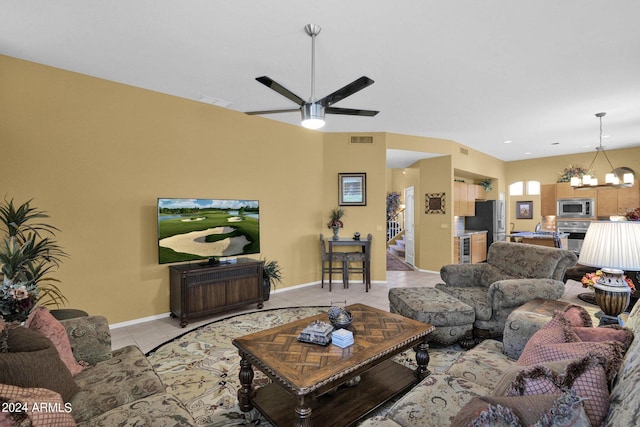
[386,211,404,242]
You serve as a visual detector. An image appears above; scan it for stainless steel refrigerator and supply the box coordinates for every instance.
[465,200,506,250]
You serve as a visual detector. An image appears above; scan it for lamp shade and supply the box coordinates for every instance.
[578,221,640,270]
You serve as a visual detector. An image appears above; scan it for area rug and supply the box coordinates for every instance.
[147,306,464,426]
[386,251,414,271]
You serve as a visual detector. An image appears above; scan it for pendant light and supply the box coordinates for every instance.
[571,112,634,188]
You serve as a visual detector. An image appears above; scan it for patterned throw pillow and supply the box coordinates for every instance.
[25,307,84,376]
[0,383,76,426]
[495,354,610,427]
[0,327,79,402]
[572,325,634,352]
[517,310,626,380]
[517,340,624,381]
[452,390,589,427]
[0,317,8,353]
[516,312,580,362]
[562,304,593,327]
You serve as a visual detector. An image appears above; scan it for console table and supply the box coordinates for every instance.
[169,258,264,327]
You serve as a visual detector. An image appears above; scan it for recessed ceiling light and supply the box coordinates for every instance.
[503,140,512,144]
[524,152,532,155]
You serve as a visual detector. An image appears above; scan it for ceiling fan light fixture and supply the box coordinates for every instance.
[301,103,325,129]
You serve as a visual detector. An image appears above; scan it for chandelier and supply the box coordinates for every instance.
[570,112,634,188]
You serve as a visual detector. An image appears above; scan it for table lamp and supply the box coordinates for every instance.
[578,220,640,325]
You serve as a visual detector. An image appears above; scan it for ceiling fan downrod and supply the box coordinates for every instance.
[304,24,321,102]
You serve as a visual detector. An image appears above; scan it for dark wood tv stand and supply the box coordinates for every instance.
[169,258,264,327]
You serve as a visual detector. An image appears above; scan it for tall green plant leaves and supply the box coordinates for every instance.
[0,198,68,310]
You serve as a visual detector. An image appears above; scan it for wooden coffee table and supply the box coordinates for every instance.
[232,303,434,427]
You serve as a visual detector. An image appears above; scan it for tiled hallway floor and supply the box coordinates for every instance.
[111,269,588,353]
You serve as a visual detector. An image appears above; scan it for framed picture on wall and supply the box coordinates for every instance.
[339,173,366,206]
[516,201,533,219]
[425,192,446,214]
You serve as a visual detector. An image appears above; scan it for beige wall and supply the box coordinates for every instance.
[416,156,454,271]
[322,133,387,281]
[1,55,326,323]
[3,54,639,323]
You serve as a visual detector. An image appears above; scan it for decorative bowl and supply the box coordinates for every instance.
[328,306,353,329]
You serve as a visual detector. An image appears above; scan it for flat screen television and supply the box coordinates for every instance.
[158,198,260,264]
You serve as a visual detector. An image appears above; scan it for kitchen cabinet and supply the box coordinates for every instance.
[454,182,479,216]
[454,182,465,216]
[474,185,487,200]
[540,184,556,216]
[597,180,640,217]
[618,182,640,213]
[466,184,477,216]
[453,232,486,264]
[470,233,487,263]
[556,182,596,199]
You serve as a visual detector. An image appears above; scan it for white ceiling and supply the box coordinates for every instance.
[2,0,640,163]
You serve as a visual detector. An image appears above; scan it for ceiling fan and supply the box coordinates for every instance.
[246,24,379,129]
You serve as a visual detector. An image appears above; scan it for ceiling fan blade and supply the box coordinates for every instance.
[326,107,379,117]
[255,76,306,106]
[245,108,301,115]
[319,76,375,107]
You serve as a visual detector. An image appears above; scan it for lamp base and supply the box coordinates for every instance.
[594,268,631,321]
[597,313,625,327]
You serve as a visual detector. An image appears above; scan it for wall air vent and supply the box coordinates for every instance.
[198,95,233,107]
[350,136,374,144]
[460,148,469,155]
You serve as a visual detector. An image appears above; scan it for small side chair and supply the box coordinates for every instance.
[344,233,373,291]
[320,234,347,291]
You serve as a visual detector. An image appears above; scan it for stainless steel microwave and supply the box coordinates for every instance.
[557,198,595,218]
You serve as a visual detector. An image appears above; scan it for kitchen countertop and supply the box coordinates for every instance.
[508,232,569,239]
[455,230,488,237]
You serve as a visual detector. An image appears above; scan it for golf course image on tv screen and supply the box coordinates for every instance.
[157,198,260,264]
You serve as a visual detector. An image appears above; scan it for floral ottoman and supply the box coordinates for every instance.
[388,287,475,346]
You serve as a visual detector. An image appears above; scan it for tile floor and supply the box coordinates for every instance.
[111,269,588,354]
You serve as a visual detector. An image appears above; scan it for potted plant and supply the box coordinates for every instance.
[479,179,492,192]
[327,207,345,240]
[262,259,283,301]
[0,198,68,323]
[386,192,402,220]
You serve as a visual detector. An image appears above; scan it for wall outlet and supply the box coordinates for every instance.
[441,223,449,228]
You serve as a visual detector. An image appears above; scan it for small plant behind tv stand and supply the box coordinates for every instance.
[169,258,264,327]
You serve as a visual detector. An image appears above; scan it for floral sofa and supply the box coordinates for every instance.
[359,300,638,427]
[435,241,577,338]
[0,311,194,426]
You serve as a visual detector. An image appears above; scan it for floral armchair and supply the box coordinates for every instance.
[435,241,577,339]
